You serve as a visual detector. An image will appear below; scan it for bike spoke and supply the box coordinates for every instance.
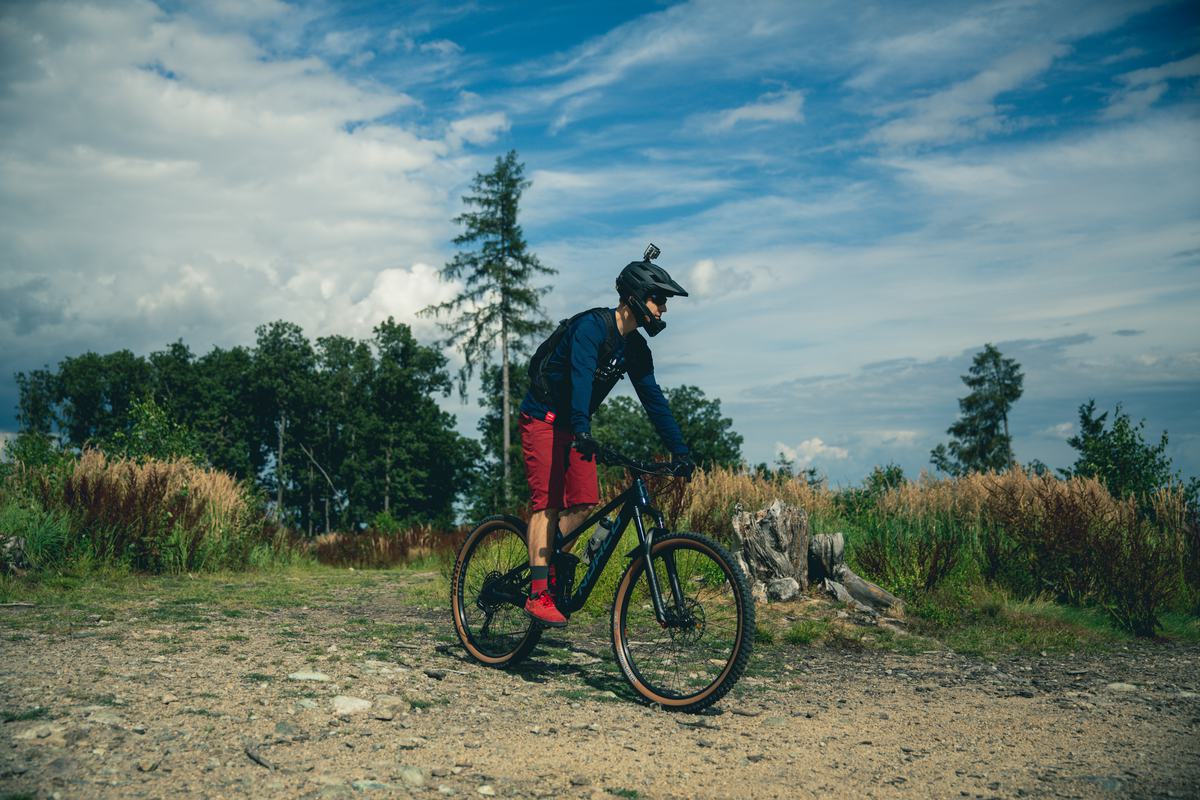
[618,538,746,701]
[453,520,538,663]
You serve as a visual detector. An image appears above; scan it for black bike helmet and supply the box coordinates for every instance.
[615,244,688,337]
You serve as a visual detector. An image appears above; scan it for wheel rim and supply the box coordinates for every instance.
[456,523,534,660]
[617,541,744,701]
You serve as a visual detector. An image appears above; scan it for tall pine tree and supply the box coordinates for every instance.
[931,344,1024,476]
[421,150,554,504]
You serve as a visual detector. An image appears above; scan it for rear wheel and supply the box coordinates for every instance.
[611,532,754,713]
[450,516,541,668]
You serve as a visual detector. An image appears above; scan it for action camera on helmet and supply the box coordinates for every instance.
[616,244,688,337]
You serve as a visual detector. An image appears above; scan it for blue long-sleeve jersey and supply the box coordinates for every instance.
[519,308,688,456]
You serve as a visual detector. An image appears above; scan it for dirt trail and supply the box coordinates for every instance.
[1,569,1197,799]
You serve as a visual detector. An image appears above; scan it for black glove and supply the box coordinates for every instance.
[671,452,695,479]
[573,431,599,461]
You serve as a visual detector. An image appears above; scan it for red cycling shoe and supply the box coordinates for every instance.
[524,591,568,627]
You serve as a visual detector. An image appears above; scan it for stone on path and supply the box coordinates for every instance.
[1105,682,1137,692]
[15,723,68,747]
[331,696,372,715]
[351,779,392,791]
[767,577,800,602]
[477,786,496,797]
[398,766,426,787]
[288,671,331,682]
[373,694,409,721]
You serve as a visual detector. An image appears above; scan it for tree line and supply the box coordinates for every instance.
[15,319,475,532]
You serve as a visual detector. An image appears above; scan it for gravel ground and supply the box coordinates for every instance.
[1,569,1197,800]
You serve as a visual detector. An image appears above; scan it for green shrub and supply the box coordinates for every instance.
[0,501,71,571]
[1088,505,1183,637]
[848,510,971,598]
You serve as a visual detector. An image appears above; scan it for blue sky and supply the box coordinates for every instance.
[1,0,1197,485]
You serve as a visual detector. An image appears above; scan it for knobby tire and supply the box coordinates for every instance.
[450,515,542,668]
[610,532,755,713]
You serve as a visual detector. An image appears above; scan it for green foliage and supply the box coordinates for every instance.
[423,150,555,396]
[371,511,404,535]
[590,385,743,468]
[13,318,473,533]
[100,396,204,463]
[0,501,72,571]
[1061,400,1197,510]
[931,344,1024,476]
[837,462,905,518]
[847,510,972,598]
[1,707,48,723]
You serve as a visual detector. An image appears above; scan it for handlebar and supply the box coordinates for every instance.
[592,442,692,479]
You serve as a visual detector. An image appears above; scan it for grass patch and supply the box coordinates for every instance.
[184,708,223,717]
[243,673,273,683]
[409,696,450,709]
[754,626,776,645]
[607,789,641,799]
[916,593,1127,657]
[783,619,831,645]
[1,707,48,723]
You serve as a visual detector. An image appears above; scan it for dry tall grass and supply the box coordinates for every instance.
[311,525,468,569]
[30,449,276,572]
[680,468,834,539]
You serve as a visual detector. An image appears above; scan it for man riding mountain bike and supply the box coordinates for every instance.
[519,245,695,626]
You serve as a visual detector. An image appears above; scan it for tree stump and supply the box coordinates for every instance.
[731,500,809,602]
[808,532,904,616]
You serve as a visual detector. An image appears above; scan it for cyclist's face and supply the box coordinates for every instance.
[644,295,667,320]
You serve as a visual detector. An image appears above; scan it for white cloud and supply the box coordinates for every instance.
[0,2,473,372]
[879,430,918,445]
[524,165,734,223]
[1046,422,1074,439]
[686,258,763,300]
[446,112,511,149]
[338,263,461,340]
[776,438,850,468]
[870,43,1069,148]
[420,39,462,57]
[702,89,804,132]
[1103,53,1200,120]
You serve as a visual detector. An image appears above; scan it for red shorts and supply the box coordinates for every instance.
[520,413,599,512]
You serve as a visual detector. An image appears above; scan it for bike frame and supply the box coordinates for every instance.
[551,473,686,625]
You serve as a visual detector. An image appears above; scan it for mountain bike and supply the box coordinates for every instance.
[449,443,755,713]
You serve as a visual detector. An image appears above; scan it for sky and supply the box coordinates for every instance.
[1,0,1198,486]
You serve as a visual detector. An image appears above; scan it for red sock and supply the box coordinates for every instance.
[531,578,548,595]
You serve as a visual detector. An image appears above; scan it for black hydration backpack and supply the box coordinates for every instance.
[528,307,621,412]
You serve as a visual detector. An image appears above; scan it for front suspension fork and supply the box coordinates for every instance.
[633,502,687,627]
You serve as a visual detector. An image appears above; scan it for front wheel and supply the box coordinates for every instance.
[611,532,755,713]
[450,515,542,668]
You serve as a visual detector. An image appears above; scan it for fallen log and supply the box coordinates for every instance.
[808,532,904,616]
